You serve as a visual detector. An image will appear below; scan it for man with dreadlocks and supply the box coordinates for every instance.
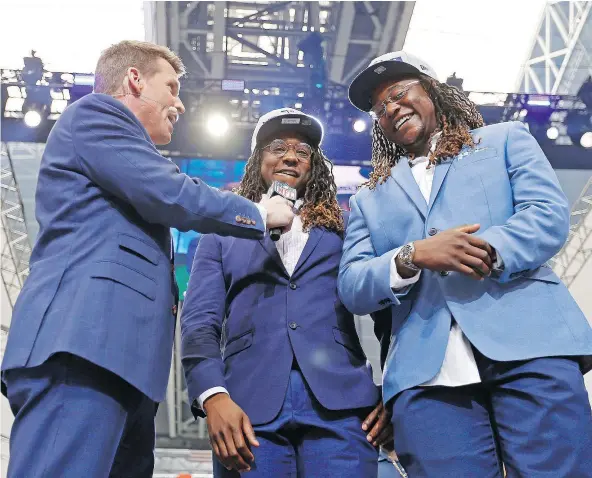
[180,108,390,477]
[339,51,592,477]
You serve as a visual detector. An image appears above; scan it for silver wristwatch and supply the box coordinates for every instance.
[398,242,420,273]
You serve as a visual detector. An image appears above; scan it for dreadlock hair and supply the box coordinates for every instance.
[365,74,484,189]
[235,145,344,234]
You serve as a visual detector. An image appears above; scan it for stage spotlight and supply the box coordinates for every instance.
[206,114,229,137]
[581,132,592,149]
[546,126,559,140]
[22,85,51,127]
[566,110,592,148]
[24,110,42,128]
[353,119,367,133]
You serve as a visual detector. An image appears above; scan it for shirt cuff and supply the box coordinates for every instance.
[255,203,267,231]
[390,247,421,290]
[492,248,504,275]
[198,386,229,410]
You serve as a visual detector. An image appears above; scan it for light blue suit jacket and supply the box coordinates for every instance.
[1,93,264,402]
[338,121,592,405]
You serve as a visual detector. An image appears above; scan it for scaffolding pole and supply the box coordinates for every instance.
[0,142,31,309]
[552,176,592,287]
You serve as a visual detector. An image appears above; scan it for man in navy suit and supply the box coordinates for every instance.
[1,40,295,478]
[181,108,391,477]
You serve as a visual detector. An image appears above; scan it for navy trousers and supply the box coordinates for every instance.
[213,368,378,478]
[3,353,156,478]
[391,352,592,477]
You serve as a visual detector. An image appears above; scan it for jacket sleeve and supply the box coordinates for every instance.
[338,195,411,316]
[480,121,569,283]
[71,95,264,238]
[180,234,227,418]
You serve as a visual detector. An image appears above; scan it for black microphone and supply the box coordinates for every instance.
[267,181,298,242]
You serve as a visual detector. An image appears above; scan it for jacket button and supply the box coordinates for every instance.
[440,270,449,277]
[289,322,298,330]
[428,227,438,236]
[289,282,297,290]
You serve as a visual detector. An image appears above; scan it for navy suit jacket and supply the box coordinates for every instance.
[2,93,265,402]
[181,221,380,425]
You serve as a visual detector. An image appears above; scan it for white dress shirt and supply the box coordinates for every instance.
[198,214,309,409]
[389,154,482,387]
[254,203,267,229]
[273,214,309,276]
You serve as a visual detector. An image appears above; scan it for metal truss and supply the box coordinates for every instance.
[0,142,31,309]
[327,1,415,86]
[170,316,210,442]
[1,69,93,121]
[158,307,211,447]
[552,176,592,288]
[1,142,38,473]
[495,91,588,145]
[0,434,9,476]
[518,1,592,94]
[147,1,414,89]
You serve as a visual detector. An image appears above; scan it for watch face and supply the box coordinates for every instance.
[402,244,412,260]
[401,244,418,270]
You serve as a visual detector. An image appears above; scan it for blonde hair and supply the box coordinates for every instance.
[94,40,185,94]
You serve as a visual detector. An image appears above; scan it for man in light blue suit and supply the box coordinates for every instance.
[339,51,592,477]
[1,40,294,478]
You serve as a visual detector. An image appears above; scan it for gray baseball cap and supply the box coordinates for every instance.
[349,51,439,112]
[251,108,323,152]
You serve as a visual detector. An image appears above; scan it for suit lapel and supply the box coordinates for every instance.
[258,236,288,275]
[392,160,427,219]
[292,227,324,276]
[427,160,453,213]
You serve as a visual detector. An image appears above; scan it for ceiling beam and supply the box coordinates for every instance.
[329,2,355,85]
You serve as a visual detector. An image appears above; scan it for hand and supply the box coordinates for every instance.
[259,195,295,230]
[362,401,393,448]
[413,224,494,281]
[204,393,259,472]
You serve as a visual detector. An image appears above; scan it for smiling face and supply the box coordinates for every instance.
[371,77,438,156]
[260,132,312,197]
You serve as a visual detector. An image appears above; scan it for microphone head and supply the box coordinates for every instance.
[270,181,298,201]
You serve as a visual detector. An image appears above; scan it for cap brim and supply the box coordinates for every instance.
[349,61,423,112]
[257,116,323,148]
